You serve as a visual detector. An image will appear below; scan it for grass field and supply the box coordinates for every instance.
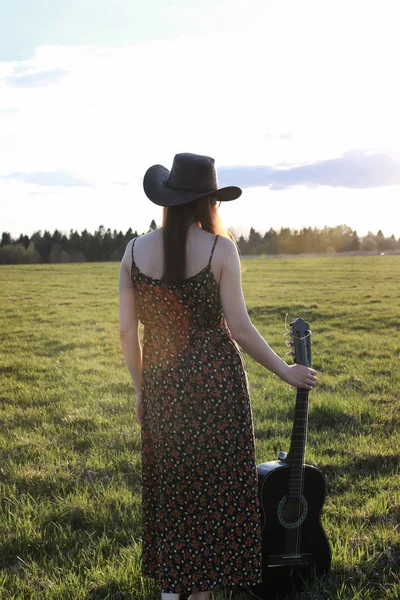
[1,256,399,599]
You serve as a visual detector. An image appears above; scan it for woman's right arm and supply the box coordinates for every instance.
[118,242,143,410]
[219,238,317,390]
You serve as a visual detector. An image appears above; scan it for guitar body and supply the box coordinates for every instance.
[245,459,331,599]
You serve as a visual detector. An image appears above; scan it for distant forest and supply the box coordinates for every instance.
[0,222,399,264]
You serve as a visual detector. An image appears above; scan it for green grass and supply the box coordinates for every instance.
[0,256,399,599]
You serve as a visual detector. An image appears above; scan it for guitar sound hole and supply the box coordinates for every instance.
[278,495,308,529]
[283,498,301,524]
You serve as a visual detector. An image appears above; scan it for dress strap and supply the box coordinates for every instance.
[208,235,219,266]
[131,237,138,268]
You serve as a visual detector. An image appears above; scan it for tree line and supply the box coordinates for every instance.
[237,225,400,255]
[0,222,156,265]
[0,223,399,265]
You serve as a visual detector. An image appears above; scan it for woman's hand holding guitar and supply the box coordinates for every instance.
[282,364,317,390]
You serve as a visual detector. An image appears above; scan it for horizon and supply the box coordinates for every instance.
[1,1,399,238]
[3,219,399,243]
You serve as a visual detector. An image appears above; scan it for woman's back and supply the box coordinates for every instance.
[122,224,251,345]
[130,225,225,284]
[130,230,229,355]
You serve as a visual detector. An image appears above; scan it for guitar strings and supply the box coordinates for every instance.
[296,332,309,556]
[285,312,311,557]
[295,351,309,557]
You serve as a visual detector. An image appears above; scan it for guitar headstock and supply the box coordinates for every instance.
[288,317,312,367]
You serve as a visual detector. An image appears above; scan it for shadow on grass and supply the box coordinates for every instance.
[0,365,38,382]
[352,505,400,528]
[321,452,399,477]
[239,559,399,600]
[318,453,400,499]
[35,340,78,356]
[257,403,369,436]
[1,458,142,498]
[0,501,141,570]
[0,395,15,406]
[86,580,258,600]
[308,404,364,433]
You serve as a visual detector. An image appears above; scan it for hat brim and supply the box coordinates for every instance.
[143,164,242,207]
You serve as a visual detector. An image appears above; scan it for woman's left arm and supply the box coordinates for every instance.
[118,244,142,397]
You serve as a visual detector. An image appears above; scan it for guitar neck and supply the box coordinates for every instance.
[287,388,309,499]
[286,317,312,499]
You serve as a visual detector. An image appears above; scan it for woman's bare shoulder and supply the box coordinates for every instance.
[136,229,161,246]
[121,230,157,269]
[215,235,240,261]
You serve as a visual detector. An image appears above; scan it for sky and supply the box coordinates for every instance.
[0,0,399,239]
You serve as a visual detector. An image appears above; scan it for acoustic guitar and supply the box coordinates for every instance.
[245,317,331,599]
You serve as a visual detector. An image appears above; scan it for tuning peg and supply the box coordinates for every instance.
[284,339,294,348]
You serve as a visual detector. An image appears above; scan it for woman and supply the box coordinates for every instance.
[119,153,317,600]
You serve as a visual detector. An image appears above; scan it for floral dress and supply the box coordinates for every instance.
[131,234,262,595]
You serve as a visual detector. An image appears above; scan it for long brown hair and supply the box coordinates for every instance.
[161,195,236,285]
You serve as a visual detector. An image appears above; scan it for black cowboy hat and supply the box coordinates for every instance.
[143,152,242,207]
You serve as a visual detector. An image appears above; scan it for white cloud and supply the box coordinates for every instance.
[219,150,400,189]
[1,169,93,186]
[5,68,69,88]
